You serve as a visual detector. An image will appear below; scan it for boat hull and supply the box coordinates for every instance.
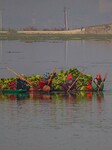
[0,84,104,94]
[1,89,28,94]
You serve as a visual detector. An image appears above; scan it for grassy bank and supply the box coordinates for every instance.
[0,32,112,41]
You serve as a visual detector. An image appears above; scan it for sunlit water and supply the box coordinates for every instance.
[0,40,112,150]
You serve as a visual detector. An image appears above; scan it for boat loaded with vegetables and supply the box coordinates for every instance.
[0,67,107,94]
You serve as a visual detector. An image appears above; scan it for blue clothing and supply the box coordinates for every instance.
[16,78,30,90]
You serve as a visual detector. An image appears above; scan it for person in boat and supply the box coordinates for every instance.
[32,73,49,92]
[16,74,30,91]
[92,73,107,91]
[62,74,76,92]
[38,71,56,92]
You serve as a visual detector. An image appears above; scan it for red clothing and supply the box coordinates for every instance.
[38,80,45,89]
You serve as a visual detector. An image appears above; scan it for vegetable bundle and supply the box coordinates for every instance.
[0,68,92,91]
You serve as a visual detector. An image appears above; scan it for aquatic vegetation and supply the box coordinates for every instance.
[0,33,112,41]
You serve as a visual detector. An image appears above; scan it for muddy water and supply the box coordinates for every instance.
[0,40,112,150]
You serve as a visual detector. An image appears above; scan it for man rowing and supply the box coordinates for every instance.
[38,71,56,92]
[92,73,107,91]
[16,74,30,91]
[62,74,76,92]
[86,72,107,91]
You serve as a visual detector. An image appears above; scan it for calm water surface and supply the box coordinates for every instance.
[0,91,112,150]
[0,40,112,150]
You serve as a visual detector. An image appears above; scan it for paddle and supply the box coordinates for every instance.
[98,72,108,91]
[6,67,36,86]
[67,69,85,93]
[47,67,56,85]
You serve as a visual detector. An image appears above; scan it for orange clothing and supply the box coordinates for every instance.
[86,82,92,91]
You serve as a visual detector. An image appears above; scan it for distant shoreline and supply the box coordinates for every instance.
[0,23,112,35]
[17,28,85,34]
[0,28,85,34]
[0,24,112,41]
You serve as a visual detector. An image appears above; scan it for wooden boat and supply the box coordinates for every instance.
[0,80,104,94]
[1,89,28,94]
[2,67,106,95]
[29,82,104,94]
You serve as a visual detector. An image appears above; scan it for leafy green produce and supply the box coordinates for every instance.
[0,68,92,91]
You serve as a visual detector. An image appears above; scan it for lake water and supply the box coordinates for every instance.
[0,40,112,150]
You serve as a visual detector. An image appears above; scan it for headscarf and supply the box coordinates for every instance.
[67,74,72,80]
[43,72,49,80]
[96,74,101,80]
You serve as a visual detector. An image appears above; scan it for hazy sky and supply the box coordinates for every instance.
[1,0,112,29]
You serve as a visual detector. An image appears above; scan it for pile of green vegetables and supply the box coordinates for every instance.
[52,68,92,90]
[0,68,92,91]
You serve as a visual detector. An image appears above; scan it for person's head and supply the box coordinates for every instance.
[43,72,49,80]
[67,74,72,80]
[96,74,101,80]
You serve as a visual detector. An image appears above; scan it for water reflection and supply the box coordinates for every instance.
[0,91,111,150]
[0,91,104,106]
[0,91,105,129]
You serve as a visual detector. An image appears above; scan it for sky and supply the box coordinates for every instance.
[0,0,112,30]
